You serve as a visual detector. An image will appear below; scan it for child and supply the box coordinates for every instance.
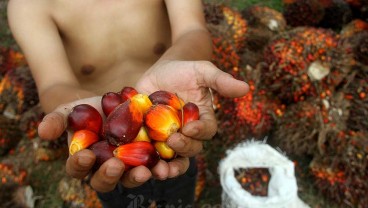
[8,0,249,207]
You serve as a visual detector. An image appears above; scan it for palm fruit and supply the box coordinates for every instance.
[148,90,184,111]
[144,104,181,142]
[130,93,152,114]
[101,92,123,117]
[69,130,100,155]
[120,86,138,102]
[132,127,151,143]
[0,67,38,118]
[180,102,200,127]
[0,115,22,156]
[261,27,347,103]
[113,141,160,168]
[68,104,103,134]
[283,0,325,27]
[0,47,26,77]
[318,0,352,30]
[272,92,349,156]
[310,131,368,207]
[154,141,175,160]
[204,3,248,55]
[89,140,116,171]
[103,99,143,146]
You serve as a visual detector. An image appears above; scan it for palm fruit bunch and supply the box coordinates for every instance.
[0,67,39,118]
[272,92,349,156]
[0,47,26,77]
[234,167,271,196]
[318,0,353,30]
[204,3,247,71]
[282,0,325,27]
[261,27,348,104]
[68,86,199,170]
[240,6,286,67]
[0,163,27,186]
[215,66,283,143]
[0,115,22,156]
[310,131,368,207]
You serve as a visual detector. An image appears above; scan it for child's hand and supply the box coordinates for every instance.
[136,60,249,177]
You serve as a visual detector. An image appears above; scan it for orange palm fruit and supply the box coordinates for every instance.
[132,126,151,142]
[113,141,160,168]
[145,104,181,141]
[120,86,138,102]
[148,90,185,111]
[154,141,176,160]
[103,99,143,146]
[69,129,100,155]
[130,93,152,114]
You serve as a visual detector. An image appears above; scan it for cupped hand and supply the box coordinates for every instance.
[37,96,174,192]
[135,60,249,177]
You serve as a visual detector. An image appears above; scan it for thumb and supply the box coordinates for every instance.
[199,62,249,98]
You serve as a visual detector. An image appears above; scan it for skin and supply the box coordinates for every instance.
[8,0,249,193]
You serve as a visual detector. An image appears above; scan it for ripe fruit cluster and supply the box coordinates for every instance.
[67,87,199,170]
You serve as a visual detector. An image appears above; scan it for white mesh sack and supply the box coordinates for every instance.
[219,141,309,208]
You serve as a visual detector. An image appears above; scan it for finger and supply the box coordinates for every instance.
[120,166,152,188]
[66,149,96,179]
[150,160,169,180]
[89,157,125,193]
[38,111,67,140]
[197,61,249,98]
[38,96,104,140]
[167,133,203,157]
[167,157,189,178]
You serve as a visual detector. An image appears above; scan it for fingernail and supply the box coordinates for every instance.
[106,163,123,177]
[78,155,94,167]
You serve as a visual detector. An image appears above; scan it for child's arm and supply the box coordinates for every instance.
[8,0,96,114]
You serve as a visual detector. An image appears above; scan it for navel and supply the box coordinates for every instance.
[153,43,166,55]
[80,64,95,75]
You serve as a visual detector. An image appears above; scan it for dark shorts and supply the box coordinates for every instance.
[97,157,197,208]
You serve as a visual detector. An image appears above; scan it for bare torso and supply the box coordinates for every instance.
[52,0,171,95]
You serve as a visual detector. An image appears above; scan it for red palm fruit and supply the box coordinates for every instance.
[101,92,123,117]
[103,99,143,146]
[113,141,160,168]
[68,104,103,134]
[148,90,185,111]
[180,102,200,126]
[120,86,138,102]
[69,130,100,155]
[133,127,151,142]
[130,93,152,114]
[145,104,181,141]
[89,140,117,171]
[154,141,175,160]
